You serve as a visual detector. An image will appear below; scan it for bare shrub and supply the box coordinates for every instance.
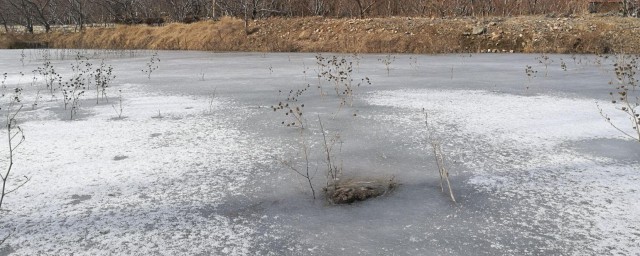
[315,55,371,113]
[142,52,160,80]
[62,55,94,120]
[271,85,308,129]
[278,127,317,199]
[598,54,640,142]
[524,65,538,90]
[94,60,115,104]
[378,54,395,76]
[35,58,62,100]
[275,101,314,199]
[535,54,553,77]
[0,90,27,209]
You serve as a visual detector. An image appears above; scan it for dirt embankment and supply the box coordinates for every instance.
[2,15,640,54]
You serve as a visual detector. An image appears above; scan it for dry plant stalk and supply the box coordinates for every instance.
[278,127,316,199]
[424,111,456,203]
[277,108,317,199]
[431,142,456,203]
[208,88,217,115]
[111,89,124,119]
[318,115,342,189]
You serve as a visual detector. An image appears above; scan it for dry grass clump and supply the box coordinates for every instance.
[42,17,249,51]
[0,33,11,49]
[324,177,397,204]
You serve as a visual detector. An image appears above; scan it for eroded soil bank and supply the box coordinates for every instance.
[2,15,640,54]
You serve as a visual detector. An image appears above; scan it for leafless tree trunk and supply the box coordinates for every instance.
[212,0,216,19]
[354,0,378,18]
[24,0,53,33]
[67,0,86,31]
[7,0,35,33]
[310,0,327,16]
[0,4,10,33]
[0,0,606,27]
[622,0,633,16]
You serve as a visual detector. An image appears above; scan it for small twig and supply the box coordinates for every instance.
[597,103,638,141]
[0,229,14,246]
[279,157,316,200]
[5,175,30,195]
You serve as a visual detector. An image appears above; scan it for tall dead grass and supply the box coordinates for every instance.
[0,34,11,49]
[3,15,639,54]
[42,17,248,51]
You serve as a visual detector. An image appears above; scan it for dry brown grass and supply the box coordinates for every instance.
[0,34,11,49]
[1,15,639,53]
[39,17,247,51]
[324,178,397,204]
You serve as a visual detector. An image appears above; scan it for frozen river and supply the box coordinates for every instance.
[0,50,638,255]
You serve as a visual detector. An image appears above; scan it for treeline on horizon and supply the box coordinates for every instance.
[0,0,638,33]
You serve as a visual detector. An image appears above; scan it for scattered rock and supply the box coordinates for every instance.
[298,31,310,40]
[472,26,487,35]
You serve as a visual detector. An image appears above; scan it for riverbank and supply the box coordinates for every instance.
[2,15,639,54]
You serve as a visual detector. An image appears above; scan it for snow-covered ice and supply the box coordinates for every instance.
[0,50,637,255]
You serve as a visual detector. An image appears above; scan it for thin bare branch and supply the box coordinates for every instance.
[5,175,30,195]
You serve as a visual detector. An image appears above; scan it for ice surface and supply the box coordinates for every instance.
[0,50,637,255]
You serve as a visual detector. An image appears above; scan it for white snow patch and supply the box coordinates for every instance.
[366,89,640,255]
[367,89,627,145]
[0,88,273,255]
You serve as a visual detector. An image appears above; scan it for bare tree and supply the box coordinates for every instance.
[66,0,87,31]
[0,2,11,32]
[212,0,217,19]
[90,0,135,23]
[25,0,54,32]
[0,0,612,28]
[309,0,328,16]
[6,0,35,33]
[354,0,378,18]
